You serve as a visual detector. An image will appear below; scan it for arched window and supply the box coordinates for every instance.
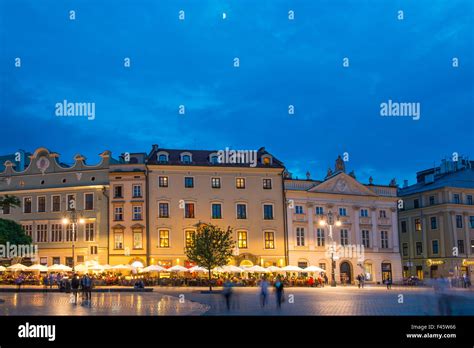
[181,153,192,164]
[262,155,272,165]
[157,152,169,163]
[210,155,219,164]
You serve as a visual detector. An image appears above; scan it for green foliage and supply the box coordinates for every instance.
[185,223,235,270]
[0,218,32,245]
[0,195,21,210]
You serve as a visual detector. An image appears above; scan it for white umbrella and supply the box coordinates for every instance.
[7,263,28,271]
[48,264,72,272]
[102,264,112,270]
[0,266,7,272]
[222,265,244,273]
[111,264,133,270]
[131,261,144,268]
[141,265,167,273]
[303,265,325,273]
[167,265,188,272]
[85,260,99,267]
[281,265,304,272]
[245,265,269,273]
[188,266,209,273]
[212,266,225,273]
[27,264,48,272]
[74,264,88,273]
[266,266,282,272]
[89,264,105,272]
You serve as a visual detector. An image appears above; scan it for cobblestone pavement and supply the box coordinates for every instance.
[0,292,208,316]
[0,285,472,316]
[154,285,474,316]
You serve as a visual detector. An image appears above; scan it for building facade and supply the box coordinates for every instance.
[0,147,111,266]
[108,153,148,266]
[285,157,403,284]
[398,158,474,281]
[146,145,287,268]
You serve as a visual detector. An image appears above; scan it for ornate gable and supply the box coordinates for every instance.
[308,172,377,196]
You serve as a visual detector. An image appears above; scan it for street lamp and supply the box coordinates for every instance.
[62,208,85,272]
[319,210,342,287]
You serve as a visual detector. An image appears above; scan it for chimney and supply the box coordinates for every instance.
[403,180,408,188]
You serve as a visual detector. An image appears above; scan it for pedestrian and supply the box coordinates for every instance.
[259,276,269,307]
[360,274,365,288]
[356,274,362,288]
[308,276,314,288]
[274,276,284,308]
[386,276,392,290]
[323,273,329,285]
[49,273,54,289]
[81,274,92,306]
[222,278,233,310]
[71,273,80,305]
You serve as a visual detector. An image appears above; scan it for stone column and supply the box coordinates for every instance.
[371,206,378,251]
[464,212,471,256]
[307,203,315,250]
[353,205,361,246]
[390,207,399,252]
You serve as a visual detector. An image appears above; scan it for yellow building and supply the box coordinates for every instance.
[146,145,287,268]
[398,157,474,281]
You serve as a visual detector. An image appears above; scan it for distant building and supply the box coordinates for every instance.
[398,157,474,281]
[285,156,402,284]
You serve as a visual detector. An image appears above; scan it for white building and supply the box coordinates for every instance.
[284,156,403,284]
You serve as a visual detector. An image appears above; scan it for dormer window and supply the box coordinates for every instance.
[210,155,219,164]
[181,153,192,164]
[262,155,272,165]
[157,152,169,164]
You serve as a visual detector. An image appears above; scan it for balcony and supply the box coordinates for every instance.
[359,217,372,225]
[378,217,391,226]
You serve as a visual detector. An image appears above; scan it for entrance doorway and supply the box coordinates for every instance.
[340,261,352,284]
[381,263,392,282]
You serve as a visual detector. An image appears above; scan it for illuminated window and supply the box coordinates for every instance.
[159,230,170,248]
[114,231,123,249]
[236,178,245,189]
[159,176,168,187]
[185,230,195,248]
[414,218,422,231]
[264,232,275,249]
[36,224,48,242]
[238,231,247,249]
[211,177,221,188]
[85,223,94,241]
[133,229,143,249]
[185,203,195,218]
[317,228,325,247]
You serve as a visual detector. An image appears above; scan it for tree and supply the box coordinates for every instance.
[185,223,235,291]
[0,195,21,214]
[0,218,32,264]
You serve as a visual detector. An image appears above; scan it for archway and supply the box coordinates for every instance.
[339,261,352,284]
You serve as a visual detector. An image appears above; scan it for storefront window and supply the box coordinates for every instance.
[364,263,373,281]
[381,263,392,282]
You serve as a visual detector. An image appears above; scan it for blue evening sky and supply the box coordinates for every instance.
[0,0,473,185]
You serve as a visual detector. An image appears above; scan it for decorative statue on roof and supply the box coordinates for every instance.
[335,155,345,173]
[348,170,356,179]
[306,171,311,180]
[326,168,333,178]
[369,176,374,185]
[389,178,397,187]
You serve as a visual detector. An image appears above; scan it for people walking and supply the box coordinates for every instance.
[386,276,392,290]
[360,274,365,288]
[222,278,233,310]
[71,273,80,305]
[259,276,269,307]
[356,274,362,288]
[81,274,92,306]
[274,276,284,309]
[323,273,329,285]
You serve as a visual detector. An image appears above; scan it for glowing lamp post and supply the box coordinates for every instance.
[319,210,342,287]
[62,208,85,272]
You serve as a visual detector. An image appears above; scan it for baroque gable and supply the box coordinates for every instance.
[308,172,377,196]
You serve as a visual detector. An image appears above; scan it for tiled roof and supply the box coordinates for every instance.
[399,168,474,196]
[146,146,285,168]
